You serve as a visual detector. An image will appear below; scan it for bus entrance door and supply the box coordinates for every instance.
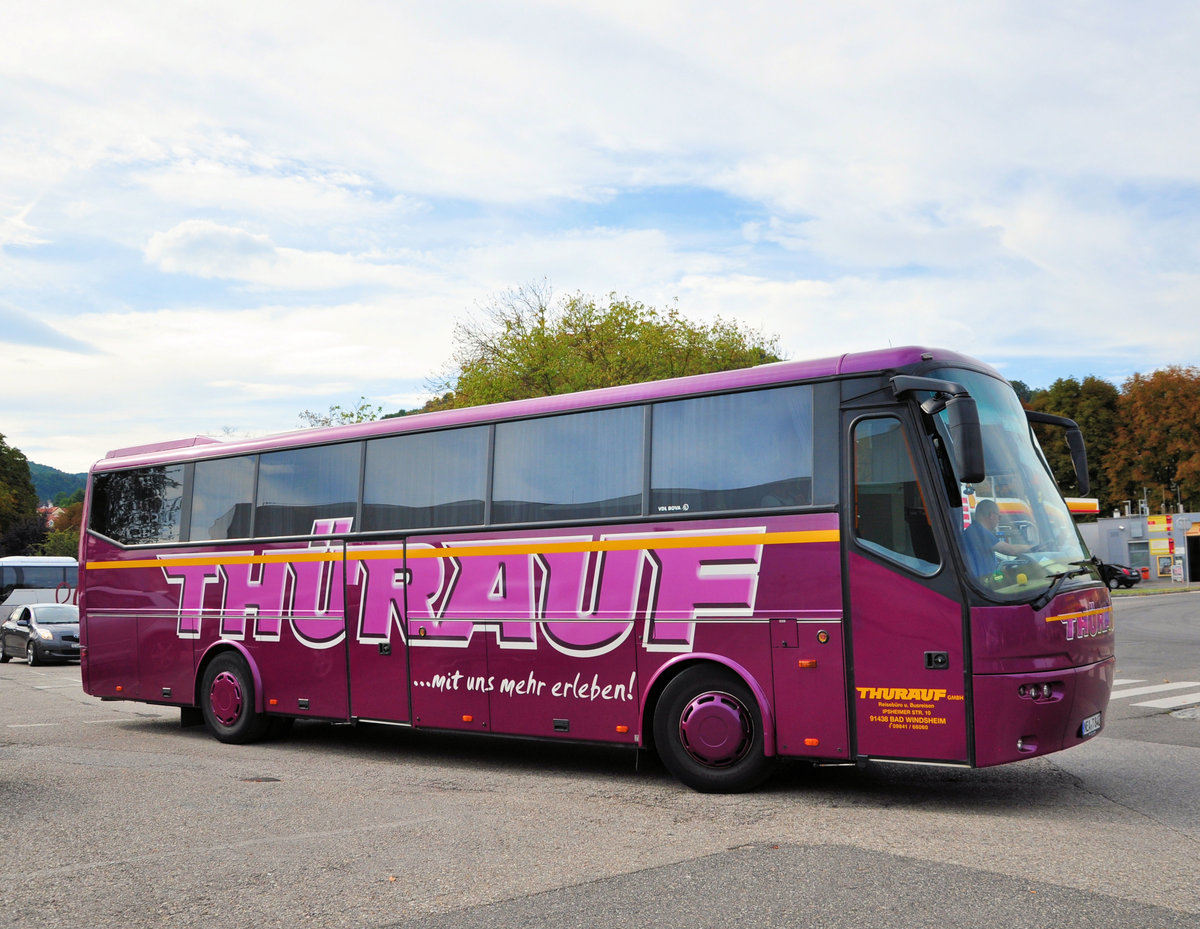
[846,412,969,764]
[345,544,411,724]
[846,552,969,764]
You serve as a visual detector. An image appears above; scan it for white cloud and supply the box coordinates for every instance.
[145,221,277,278]
[3,1,1200,472]
[143,219,446,291]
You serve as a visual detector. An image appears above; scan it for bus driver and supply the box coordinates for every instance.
[963,498,1033,576]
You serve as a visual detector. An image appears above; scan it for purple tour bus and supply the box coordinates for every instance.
[78,346,1113,791]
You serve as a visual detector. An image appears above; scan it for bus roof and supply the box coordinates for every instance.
[0,555,78,566]
[92,345,999,473]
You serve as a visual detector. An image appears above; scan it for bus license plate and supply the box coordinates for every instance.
[1080,712,1102,737]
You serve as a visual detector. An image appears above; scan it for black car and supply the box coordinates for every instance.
[1097,562,1142,590]
[0,603,80,665]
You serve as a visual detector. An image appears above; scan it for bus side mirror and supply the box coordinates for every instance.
[1025,411,1091,496]
[1064,426,1090,496]
[891,374,988,485]
[945,395,986,483]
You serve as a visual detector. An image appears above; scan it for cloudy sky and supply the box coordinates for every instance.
[4,2,1199,475]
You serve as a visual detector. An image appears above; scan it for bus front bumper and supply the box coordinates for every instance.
[972,656,1115,767]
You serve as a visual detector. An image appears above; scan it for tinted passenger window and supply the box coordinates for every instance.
[651,386,814,514]
[255,443,360,537]
[363,427,488,531]
[191,455,256,540]
[492,408,643,523]
[853,417,939,574]
[90,465,186,545]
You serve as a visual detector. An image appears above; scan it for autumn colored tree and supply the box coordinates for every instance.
[1027,376,1120,510]
[427,282,782,409]
[38,501,83,557]
[1103,365,1200,513]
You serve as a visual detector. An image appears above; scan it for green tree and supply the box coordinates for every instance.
[1027,376,1120,512]
[1,433,41,555]
[429,282,782,409]
[1104,365,1200,513]
[39,528,80,557]
[298,396,384,428]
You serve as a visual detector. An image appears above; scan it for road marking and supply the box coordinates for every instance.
[1109,681,1200,700]
[1109,680,1200,711]
[80,717,150,724]
[1134,691,1200,710]
[1113,678,1146,686]
[7,722,60,728]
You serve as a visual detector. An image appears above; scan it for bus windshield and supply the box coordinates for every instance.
[934,368,1090,601]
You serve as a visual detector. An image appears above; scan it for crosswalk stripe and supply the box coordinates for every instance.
[1113,679,1146,686]
[1109,681,1200,700]
[1134,692,1200,710]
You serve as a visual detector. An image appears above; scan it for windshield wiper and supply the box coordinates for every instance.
[1031,561,1094,611]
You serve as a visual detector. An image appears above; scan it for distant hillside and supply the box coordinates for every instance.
[29,462,87,505]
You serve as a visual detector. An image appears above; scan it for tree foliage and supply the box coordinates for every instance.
[36,501,83,557]
[289,282,1200,518]
[39,527,80,557]
[299,397,384,428]
[427,282,783,410]
[1027,376,1120,508]
[1103,365,1200,513]
[53,488,86,507]
[28,462,86,505]
[1,433,41,555]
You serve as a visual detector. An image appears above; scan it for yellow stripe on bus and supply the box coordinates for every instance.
[84,528,841,572]
[1045,606,1112,623]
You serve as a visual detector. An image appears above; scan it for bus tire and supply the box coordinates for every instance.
[653,666,773,793]
[200,652,270,744]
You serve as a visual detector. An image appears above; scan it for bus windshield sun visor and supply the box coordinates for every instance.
[890,375,986,483]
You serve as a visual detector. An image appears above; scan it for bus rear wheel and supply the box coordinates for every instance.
[653,666,773,793]
[200,652,270,744]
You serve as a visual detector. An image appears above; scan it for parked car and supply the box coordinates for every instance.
[1097,562,1142,590]
[0,603,80,665]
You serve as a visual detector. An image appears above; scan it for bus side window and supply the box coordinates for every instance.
[191,455,256,541]
[651,385,815,514]
[255,443,360,538]
[90,465,187,545]
[853,417,940,574]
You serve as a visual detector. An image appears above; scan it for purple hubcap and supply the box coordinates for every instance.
[678,691,753,767]
[209,671,244,727]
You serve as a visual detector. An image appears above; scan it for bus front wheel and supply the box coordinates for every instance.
[200,652,270,744]
[653,666,773,793]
